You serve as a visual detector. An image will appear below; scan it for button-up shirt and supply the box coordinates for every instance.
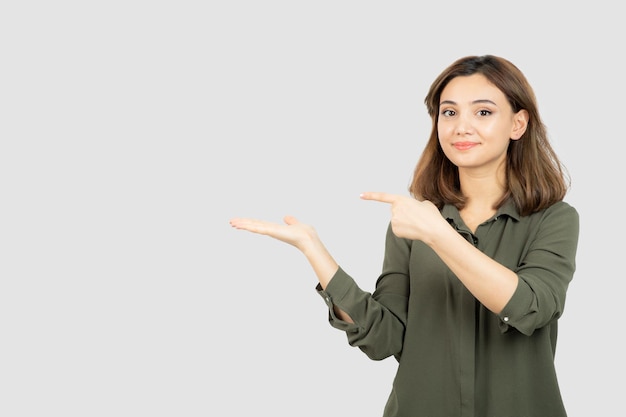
[317,199,579,417]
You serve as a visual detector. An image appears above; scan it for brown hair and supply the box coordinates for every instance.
[409,55,569,216]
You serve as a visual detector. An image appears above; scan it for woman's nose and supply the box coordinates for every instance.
[454,116,472,135]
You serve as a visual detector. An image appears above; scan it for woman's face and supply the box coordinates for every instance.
[437,74,527,175]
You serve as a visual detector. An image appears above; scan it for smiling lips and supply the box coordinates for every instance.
[453,142,479,151]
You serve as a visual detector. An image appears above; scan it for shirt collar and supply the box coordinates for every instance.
[441,198,520,224]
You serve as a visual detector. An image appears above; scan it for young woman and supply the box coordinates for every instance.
[230,55,579,417]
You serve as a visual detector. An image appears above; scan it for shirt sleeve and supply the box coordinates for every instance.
[316,223,411,361]
[498,202,580,335]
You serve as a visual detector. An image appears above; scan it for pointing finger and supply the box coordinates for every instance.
[360,192,399,204]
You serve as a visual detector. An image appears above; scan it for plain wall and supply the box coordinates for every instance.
[1,1,622,416]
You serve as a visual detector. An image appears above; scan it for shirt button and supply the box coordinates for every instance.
[503,316,510,322]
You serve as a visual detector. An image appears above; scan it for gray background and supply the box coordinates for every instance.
[1,1,622,416]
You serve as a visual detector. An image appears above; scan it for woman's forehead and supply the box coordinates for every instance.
[440,74,505,105]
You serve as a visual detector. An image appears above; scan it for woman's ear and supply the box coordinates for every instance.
[510,109,529,140]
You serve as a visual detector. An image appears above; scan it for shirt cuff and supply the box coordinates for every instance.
[315,266,361,332]
[498,277,538,335]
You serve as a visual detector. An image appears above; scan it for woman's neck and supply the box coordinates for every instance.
[458,170,506,232]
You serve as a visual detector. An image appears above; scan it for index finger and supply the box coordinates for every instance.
[360,191,399,204]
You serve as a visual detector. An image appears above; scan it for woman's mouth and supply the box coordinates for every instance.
[453,142,479,151]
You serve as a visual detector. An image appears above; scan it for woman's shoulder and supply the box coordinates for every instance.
[526,200,579,232]
[516,200,579,229]
[544,200,578,217]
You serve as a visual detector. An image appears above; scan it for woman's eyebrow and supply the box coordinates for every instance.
[439,99,498,106]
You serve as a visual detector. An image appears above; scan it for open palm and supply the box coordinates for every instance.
[229,215,317,251]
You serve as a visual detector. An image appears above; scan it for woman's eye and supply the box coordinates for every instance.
[477,109,492,116]
[441,109,455,117]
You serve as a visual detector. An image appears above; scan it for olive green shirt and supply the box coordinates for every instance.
[317,200,579,417]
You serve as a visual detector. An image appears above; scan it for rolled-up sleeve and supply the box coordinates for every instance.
[316,224,411,360]
[498,202,579,335]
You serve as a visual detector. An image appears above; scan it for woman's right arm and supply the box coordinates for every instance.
[317,223,411,361]
[230,216,410,359]
[229,215,353,322]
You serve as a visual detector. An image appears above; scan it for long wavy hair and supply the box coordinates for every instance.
[409,55,569,216]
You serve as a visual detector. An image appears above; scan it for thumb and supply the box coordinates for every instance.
[283,215,298,225]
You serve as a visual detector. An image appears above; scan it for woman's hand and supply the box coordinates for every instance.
[230,215,340,291]
[360,192,446,244]
[229,215,319,253]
